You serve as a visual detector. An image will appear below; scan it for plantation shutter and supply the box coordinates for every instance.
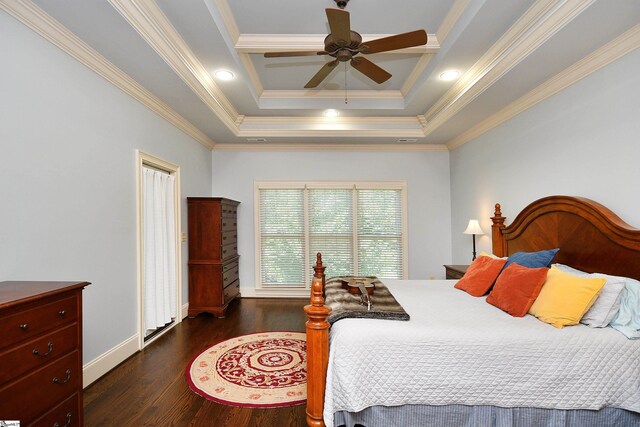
[260,189,305,287]
[309,189,354,279]
[357,189,403,278]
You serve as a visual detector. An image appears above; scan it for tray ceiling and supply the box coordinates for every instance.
[4,0,639,148]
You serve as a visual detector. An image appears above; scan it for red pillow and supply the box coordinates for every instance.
[454,256,508,297]
[486,263,549,317]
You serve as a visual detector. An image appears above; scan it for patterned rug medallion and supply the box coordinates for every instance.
[186,331,307,408]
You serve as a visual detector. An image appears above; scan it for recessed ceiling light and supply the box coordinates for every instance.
[214,70,234,81]
[439,70,460,81]
[323,109,339,118]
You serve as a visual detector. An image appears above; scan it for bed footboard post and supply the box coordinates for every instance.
[304,253,331,427]
[491,203,507,257]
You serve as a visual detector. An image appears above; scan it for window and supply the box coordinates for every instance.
[256,182,407,289]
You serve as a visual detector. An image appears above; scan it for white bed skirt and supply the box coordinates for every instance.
[334,404,640,427]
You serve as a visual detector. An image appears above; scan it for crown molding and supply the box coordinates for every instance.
[436,0,474,43]
[241,116,419,124]
[421,0,595,135]
[401,0,472,95]
[447,23,640,150]
[0,0,216,149]
[400,54,434,96]
[238,129,426,138]
[239,116,422,136]
[259,89,404,109]
[235,34,440,54]
[261,90,403,100]
[239,52,264,94]
[214,143,448,152]
[108,0,240,134]
[209,0,239,43]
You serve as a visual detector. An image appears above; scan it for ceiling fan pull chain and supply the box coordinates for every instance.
[344,62,348,104]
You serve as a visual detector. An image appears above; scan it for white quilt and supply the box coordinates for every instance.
[324,280,640,426]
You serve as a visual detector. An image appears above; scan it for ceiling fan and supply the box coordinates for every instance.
[263,3,428,89]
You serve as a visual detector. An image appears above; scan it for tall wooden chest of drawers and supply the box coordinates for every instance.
[0,281,89,426]
[188,197,240,318]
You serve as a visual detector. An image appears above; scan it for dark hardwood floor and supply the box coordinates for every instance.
[84,298,308,426]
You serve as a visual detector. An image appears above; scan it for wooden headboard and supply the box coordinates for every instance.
[491,195,640,280]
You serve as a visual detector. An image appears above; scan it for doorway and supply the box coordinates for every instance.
[136,150,182,348]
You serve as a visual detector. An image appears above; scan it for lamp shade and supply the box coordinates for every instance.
[463,219,484,235]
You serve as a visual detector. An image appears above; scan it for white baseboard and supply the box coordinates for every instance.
[182,302,189,319]
[83,334,139,388]
[240,288,310,298]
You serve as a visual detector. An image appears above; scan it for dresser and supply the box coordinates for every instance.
[188,197,240,318]
[444,265,469,280]
[0,281,89,426]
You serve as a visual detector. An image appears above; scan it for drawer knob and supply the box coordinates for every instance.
[53,369,71,384]
[53,411,72,427]
[33,342,54,357]
[19,323,28,330]
[59,310,66,317]
[223,236,227,240]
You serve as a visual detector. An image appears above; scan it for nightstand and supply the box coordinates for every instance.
[444,264,469,280]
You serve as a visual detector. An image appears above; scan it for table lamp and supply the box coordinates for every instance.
[463,219,484,261]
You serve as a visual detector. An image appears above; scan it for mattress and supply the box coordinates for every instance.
[324,279,640,427]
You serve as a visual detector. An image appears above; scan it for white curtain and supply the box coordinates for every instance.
[143,166,177,335]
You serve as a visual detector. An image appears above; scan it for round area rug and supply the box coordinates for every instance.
[186,331,307,408]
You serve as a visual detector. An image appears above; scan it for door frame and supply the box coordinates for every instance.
[135,150,182,350]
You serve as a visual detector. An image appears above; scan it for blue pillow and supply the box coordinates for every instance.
[505,248,559,269]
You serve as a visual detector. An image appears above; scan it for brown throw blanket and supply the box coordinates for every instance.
[324,276,410,325]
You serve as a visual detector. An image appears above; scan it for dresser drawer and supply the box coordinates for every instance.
[224,280,240,304]
[221,229,237,245]
[221,217,237,232]
[0,350,79,424]
[0,295,77,349]
[221,242,238,260]
[0,323,78,385]
[221,203,237,218]
[222,263,239,288]
[29,392,80,427]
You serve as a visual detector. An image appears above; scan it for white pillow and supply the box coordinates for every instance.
[581,280,625,327]
[479,251,507,260]
[552,264,626,328]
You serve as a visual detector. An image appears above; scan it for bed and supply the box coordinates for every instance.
[304,195,640,427]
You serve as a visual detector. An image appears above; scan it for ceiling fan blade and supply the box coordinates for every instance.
[264,51,328,58]
[326,8,351,45]
[360,30,428,54]
[305,60,339,88]
[350,57,391,84]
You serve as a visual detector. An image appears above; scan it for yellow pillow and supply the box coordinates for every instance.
[529,266,606,328]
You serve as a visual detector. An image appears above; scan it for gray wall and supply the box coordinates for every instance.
[0,12,212,363]
[211,149,452,292]
[450,48,640,263]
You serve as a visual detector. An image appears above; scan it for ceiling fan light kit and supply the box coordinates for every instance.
[334,0,349,9]
[264,7,427,89]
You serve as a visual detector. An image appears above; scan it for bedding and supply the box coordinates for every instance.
[324,279,640,427]
[324,276,409,324]
[453,255,507,296]
[503,248,559,269]
[485,263,548,317]
[528,266,606,328]
[554,264,640,335]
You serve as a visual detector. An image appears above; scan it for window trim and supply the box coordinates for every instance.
[254,180,408,292]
